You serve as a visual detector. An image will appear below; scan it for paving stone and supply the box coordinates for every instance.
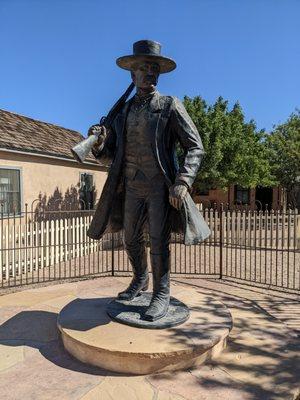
[0,344,24,372]
[40,294,78,310]
[77,280,124,298]
[0,277,299,400]
[0,288,75,307]
[0,339,105,400]
[156,391,186,400]
[0,306,28,325]
[0,308,58,343]
[76,277,118,292]
[80,376,154,400]
[148,368,252,400]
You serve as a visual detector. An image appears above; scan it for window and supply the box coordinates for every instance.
[0,168,21,214]
[234,185,250,205]
[198,188,209,196]
[79,173,95,210]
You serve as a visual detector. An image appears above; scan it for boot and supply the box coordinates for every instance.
[118,247,149,301]
[144,252,170,321]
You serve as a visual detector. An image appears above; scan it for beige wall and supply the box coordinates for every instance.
[0,150,108,212]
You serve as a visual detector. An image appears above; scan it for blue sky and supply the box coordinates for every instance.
[0,0,299,136]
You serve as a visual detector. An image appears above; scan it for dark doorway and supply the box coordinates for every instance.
[255,186,273,210]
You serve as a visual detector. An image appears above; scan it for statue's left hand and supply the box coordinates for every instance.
[169,183,188,210]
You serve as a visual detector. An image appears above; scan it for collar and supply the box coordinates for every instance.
[134,89,157,103]
[121,90,161,116]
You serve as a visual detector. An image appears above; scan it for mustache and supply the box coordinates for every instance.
[144,75,157,82]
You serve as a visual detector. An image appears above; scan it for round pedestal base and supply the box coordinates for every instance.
[57,283,232,375]
[107,292,190,329]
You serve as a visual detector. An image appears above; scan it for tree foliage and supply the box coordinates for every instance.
[265,110,300,205]
[182,95,276,192]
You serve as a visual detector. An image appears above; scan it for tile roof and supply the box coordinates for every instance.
[0,109,97,163]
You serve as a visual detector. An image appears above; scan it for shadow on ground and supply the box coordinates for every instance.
[0,280,299,400]
[0,298,125,377]
[147,278,300,400]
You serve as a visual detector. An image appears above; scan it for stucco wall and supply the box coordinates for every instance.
[0,150,107,212]
[193,185,282,210]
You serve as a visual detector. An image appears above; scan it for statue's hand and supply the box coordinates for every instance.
[88,124,107,149]
[169,183,188,210]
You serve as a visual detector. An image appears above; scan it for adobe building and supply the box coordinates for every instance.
[0,109,108,217]
[193,185,283,210]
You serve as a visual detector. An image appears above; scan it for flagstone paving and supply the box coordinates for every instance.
[0,276,299,400]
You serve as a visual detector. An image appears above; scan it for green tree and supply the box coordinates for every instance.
[183,95,275,193]
[266,110,300,207]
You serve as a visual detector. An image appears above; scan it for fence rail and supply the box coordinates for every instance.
[1,205,299,293]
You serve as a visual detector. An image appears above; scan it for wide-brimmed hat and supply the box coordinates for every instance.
[116,40,176,74]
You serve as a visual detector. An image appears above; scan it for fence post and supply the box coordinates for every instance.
[219,203,224,279]
[297,211,300,250]
[111,233,115,276]
[0,205,3,284]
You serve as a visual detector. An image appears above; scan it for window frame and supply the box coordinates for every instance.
[234,185,250,205]
[0,166,23,217]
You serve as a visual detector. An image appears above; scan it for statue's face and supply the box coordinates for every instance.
[131,61,160,91]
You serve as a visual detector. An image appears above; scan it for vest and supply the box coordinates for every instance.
[124,100,162,180]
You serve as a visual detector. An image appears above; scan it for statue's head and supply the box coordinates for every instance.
[130,61,160,91]
[116,40,176,91]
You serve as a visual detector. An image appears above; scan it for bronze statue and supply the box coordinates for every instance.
[87,40,210,321]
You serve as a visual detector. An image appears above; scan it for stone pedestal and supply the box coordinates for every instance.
[57,283,232,375]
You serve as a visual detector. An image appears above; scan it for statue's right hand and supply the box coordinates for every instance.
[88,124,107,147]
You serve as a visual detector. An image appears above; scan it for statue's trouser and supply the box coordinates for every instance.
[122,172,171,319]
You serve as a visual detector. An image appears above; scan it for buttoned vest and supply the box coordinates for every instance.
[124,101,162,180]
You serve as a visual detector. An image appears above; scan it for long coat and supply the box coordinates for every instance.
[87,91,211,245]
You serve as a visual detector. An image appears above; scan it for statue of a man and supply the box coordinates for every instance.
[87,40,210,321]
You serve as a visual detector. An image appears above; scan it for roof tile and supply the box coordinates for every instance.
[0,109,96,163]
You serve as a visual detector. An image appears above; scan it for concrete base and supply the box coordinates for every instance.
[57,284,232,375]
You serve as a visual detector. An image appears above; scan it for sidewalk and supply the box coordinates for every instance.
[0,276,299,400]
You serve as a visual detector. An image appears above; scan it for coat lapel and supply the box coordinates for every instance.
[148,92,172,185]
[149,91,163,113]
[149,91,171,140]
